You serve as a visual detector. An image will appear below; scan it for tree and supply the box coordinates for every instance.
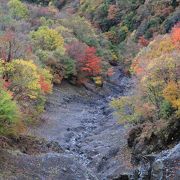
[66,42,102,79]
[130,25,180,120]
[110,96,141,124]
[31,26,65,53]
[80,47,101,77]
[0,30,16,63]
[0,30,30,63]
[60,56,76,79]
[107,5,119,20]
[163,81,180,116]
[38,68,53,94]
[1,59,52,100]
[8,0,29,19]
[66,41,86,62]
[0,83,20,134]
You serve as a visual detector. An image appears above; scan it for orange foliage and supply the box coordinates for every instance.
[171,23,180,48]
[39,76,51,93]
[131,59,143,75]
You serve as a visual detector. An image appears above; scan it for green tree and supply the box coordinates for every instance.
[61,56,76,79]
[0,85,20,134]
[8,0,29,19]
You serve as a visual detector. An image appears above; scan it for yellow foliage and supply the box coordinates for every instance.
[131,32,180,120]
[4,59,52,99]
[31,26,65,54]
[163,81,180,112]
[93,76,103,86]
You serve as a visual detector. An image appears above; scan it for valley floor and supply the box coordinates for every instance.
[0,68,133,179]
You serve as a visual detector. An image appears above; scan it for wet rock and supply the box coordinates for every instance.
[113,174,129,180]
[132,143,180,180]
[83,82,97,92]
[151,159,164,179]
[102,107,113,116]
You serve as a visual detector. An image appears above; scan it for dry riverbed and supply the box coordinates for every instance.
[0,68,134,179]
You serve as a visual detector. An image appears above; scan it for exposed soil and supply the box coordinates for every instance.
[0,135,63,155]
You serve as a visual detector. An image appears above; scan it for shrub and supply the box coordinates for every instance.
[59,56,76,79]
[160,100,174,119]
[118,26,129,42]
[111,96,141,124]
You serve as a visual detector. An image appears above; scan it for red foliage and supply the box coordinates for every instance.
[66,42,102,77]
[80,47,101,76]
[138,36,149,47]
[39,76,51,93]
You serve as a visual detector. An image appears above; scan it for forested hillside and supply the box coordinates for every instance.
[0,0,179,179]
[0,0,114,134]
[80,0,180,69]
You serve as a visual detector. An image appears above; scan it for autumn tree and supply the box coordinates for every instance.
[31,26,65,53]
[112,24,180,124]
[131,25,180,120]
[171,22,180,48]
[111,96,141,124]
[80,47,102,77]
[163,81,180,116]
[1,59,52,100]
